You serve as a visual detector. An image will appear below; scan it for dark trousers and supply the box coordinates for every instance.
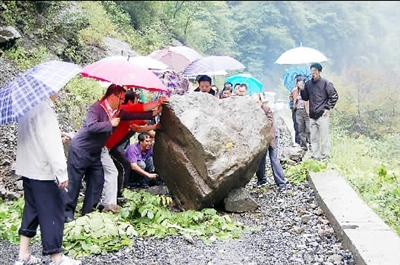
[65,145,105,219]
[130,157,155,186]
[256,137,287,188]
[291,108,300,144]
[19,177,65,256]
[109,145,131,195]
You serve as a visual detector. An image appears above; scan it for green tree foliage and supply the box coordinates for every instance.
[330,67,400,138]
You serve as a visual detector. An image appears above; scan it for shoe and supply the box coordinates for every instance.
[139,181,149,189]
[14,255,41,265]
[150,178,165,186]
[278,185,287,192]
[256,180,267,186]
[50,255,81,265]
[64,216,75,223]
[102,204,122,214]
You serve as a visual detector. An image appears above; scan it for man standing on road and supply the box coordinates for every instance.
[300,63,338,161]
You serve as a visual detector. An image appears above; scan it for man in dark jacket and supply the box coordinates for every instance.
[194,75,215,96]
[300,63,338,161]
[64,84,157,222]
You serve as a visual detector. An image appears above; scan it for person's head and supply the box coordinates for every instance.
[236,83,248,96]
[211,85,219,93]
[223,82,233,90]
[233,83,241,93]
[102,84,126,110]
[138,133,153,151]
[221,86,232,98]
[295,75,305,89]
[123,89,137,105]
[310,63,322,80]
[198,75,212,93]
[251,93,262,105]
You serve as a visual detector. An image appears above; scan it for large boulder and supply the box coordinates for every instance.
[153,93,273,210]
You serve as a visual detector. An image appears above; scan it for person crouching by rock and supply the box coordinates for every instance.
[125,132,162,188]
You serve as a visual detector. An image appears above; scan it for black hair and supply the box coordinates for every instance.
[198,75,212,84]
[295,75,304,83]
[239,83,248,90]
[138,133,151,142]
[224,82,233,87]
[123,89,136,104]
[310,63,322,72]
[101,84,125,100]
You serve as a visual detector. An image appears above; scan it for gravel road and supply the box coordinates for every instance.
[1,180,355,265]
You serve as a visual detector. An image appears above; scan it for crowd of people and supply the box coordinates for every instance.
[12,62,337,265]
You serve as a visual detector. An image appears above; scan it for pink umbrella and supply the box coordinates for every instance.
[148,46,203,73]
[81,60,167,92]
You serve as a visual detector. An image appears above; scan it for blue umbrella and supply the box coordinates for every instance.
[0,60,82,125]
[226,74,263,95]
[283,67,311,92]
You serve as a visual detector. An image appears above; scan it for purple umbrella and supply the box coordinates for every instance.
[148,46,203,73]
[152,70,190,96]
[182,56,245,76]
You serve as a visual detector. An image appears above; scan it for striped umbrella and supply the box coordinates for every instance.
[182,56,245,76]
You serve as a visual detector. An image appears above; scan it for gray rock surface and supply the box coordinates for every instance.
[103,36,138,57]
[224,187,259,213]
[154,93,273,210]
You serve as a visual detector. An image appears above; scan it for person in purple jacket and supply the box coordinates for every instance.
[125,132,161,188]
[64,84,160,222]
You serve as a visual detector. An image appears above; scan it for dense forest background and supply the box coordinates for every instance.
[111,1,400,91]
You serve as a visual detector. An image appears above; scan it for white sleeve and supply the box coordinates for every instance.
[33,103,68,183]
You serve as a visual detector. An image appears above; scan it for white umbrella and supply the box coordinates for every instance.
[100,55,168,70]
[275,47,328,65]
[182,56,245,76]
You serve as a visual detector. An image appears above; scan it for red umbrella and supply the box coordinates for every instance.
[81,60,167,92]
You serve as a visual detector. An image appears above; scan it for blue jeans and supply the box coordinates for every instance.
[256,136,287,188]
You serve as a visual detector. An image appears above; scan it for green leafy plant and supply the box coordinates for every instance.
[0,198,25,244]
[63,212,137,258]
[120,190,249,243]
[3,44,48,71]
[284,159,327,185]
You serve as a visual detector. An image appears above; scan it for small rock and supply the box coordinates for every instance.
[314,208,324,216]
[291,226,304,234]
[301,215,311,224]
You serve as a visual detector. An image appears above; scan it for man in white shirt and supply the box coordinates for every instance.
[15,93,81,265]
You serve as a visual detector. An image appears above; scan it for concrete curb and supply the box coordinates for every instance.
[308,170,400,265]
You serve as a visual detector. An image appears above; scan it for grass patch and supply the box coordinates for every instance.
[331,131,400,235]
